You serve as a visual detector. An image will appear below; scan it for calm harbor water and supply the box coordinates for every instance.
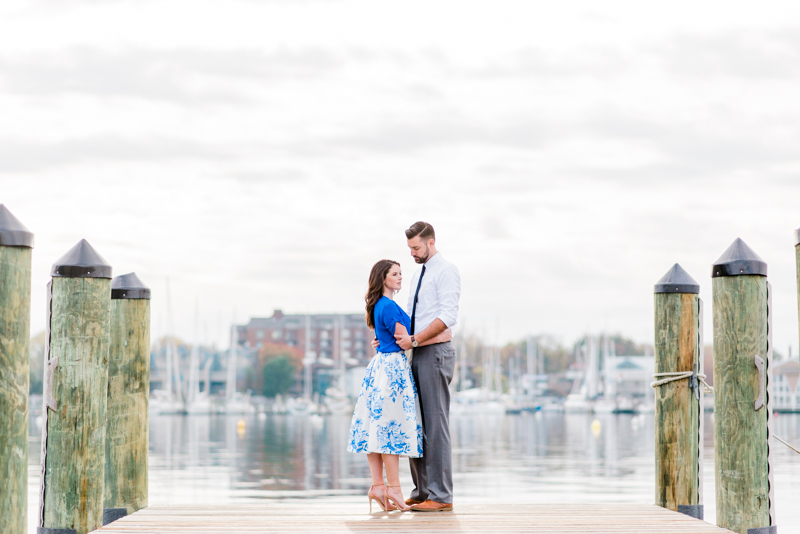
[26,412,800,532]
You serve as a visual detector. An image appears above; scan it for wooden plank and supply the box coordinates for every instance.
[105,297,150,514]
[654,292,700,511]
[0,245,32,534]
[95,504,736,533]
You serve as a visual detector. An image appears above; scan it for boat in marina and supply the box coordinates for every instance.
[185,307,215,415]
[149,280,187,414]
[450,387,505,415]
[321,387,353,415]
[222,324,255,414]
[286,396,319,415]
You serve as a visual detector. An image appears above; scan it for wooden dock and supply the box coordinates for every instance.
[95,503,736,533]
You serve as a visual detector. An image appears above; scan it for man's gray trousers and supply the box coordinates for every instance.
[409,341,456,504]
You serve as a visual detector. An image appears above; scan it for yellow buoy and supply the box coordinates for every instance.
[591,419,601,437]
[237,419,246,438]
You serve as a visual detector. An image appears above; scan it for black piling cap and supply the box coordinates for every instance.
[654,263,700,294]
[712,238,767,278]
[51,239,112,279]
[0,204,34,248]
[111,272,151,299]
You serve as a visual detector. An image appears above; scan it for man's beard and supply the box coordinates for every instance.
[414,248,429,264]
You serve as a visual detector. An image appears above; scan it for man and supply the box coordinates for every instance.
[395,221,461,512]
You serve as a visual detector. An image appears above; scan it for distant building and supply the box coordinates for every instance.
[238,310,376,396]
[609,356,655,398]
[238,309,375,364]
[773,359,800,412]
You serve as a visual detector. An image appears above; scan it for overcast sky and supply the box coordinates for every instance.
[3,1,800,354]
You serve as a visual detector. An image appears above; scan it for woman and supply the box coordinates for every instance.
[347,259,450,512]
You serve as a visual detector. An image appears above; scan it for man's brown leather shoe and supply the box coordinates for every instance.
[409,500,453,512]
[405,498,424,506]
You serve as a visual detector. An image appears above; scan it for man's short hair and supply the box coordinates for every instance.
[405,221,435,242]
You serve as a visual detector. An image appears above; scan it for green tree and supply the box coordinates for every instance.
[261,355,296,397]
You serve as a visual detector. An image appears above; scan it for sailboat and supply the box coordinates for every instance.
[564,337,595,413]
[222,324,255,414]
[189,354,215,414]
[323,316,353,415]
[287,315,319,415]
[150,280,187,414]
[451,343,504,415]
[593,335,618,414]
[150,336,187,414]
[185,310,214,415]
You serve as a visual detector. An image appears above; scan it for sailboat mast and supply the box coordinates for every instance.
[459,338,467,392]
[527,336,534,400]
[226,324,238,401]
[304,314,312,400]
[165,336,173,396]
[171,335,182,402]
[188,302,200,404]
[164,279,173,397]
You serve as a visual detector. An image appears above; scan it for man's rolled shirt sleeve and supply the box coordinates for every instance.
[436,265,461,328]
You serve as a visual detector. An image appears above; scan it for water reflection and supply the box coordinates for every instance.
[145,412,658,501]
[26,412,800,532]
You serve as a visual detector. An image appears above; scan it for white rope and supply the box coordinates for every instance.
[650,372,714,394]
[774,434,800,456]
[650,375,800,456]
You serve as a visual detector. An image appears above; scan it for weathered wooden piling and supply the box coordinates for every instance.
[653,264,703,519]
[39,239,112,534]
[0,205,34,534]
[712,238,776,534]
[103,273,151,525]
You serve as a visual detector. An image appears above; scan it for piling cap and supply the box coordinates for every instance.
[795,228,800,246]
[111,272,151,299]
[654,263,700,294]
[51,239,112,279]
[0,204,34,248]
[712,238,767,278]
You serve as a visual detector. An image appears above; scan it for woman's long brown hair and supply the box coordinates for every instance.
[365,259,399,330]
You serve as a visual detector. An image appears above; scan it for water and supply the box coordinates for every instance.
[26,412,800,532]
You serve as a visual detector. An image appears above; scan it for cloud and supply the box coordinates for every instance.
[0,135,229,172]
[0,46,343,104]
[469,46,630,80]
[658,29,800,80]
[219,169,308,184]
[323,115,554,153]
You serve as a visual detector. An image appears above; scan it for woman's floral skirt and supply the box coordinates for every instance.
[347,351,423,457]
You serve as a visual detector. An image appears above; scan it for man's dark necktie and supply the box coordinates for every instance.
[409,265,426,335]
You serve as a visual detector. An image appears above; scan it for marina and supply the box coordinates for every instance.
[19,410,800,533]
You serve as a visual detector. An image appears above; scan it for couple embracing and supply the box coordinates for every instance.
[347,221,461,513]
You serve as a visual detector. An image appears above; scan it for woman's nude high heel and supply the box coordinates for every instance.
[368,483,393,512]
[385,485,411,511]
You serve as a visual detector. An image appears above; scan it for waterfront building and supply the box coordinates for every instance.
[773,359,800,412]
[238,309,375,397]
[238,309,374,362]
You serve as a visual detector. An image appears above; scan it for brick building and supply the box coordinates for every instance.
[238,309,375,365]
[237,310,376,397]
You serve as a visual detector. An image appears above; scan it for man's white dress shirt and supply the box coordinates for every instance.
[406,252,461,334]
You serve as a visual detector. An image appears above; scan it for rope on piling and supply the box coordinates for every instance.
[650,371,714,394]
